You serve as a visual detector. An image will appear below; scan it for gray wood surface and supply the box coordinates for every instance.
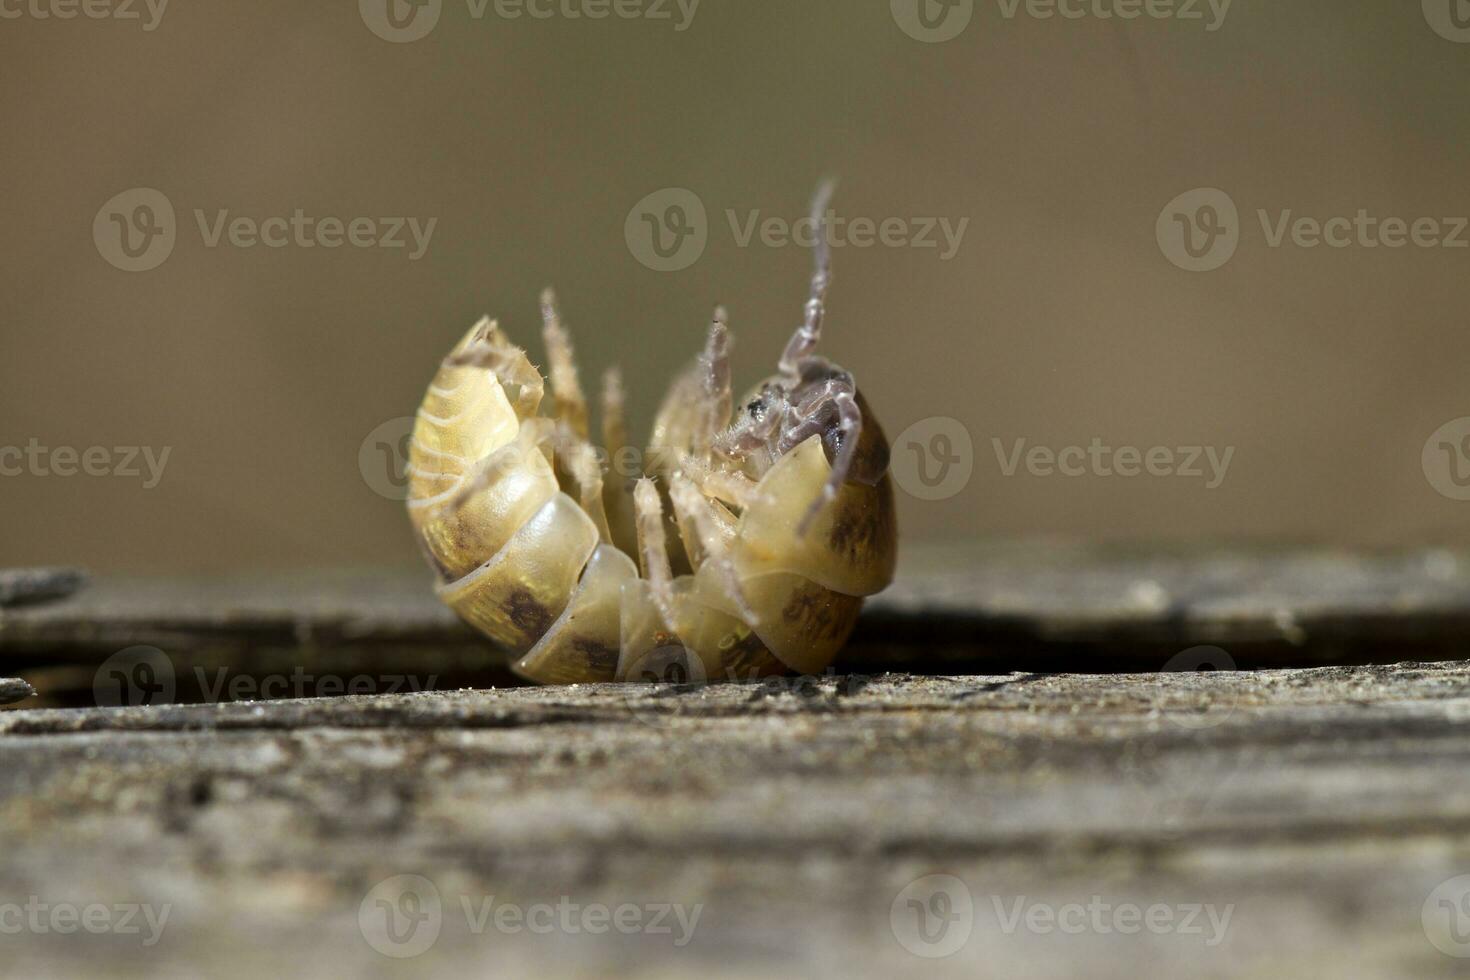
[6,542,1470,706]
[4,544,1470,977]
[0,567,86,608]
[2,664,1470,977]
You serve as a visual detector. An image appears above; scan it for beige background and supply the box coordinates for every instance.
[3,0,1470,571]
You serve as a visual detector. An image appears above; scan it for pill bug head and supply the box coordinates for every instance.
[407,184,897,685]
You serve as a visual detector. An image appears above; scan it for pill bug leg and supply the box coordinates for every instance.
[669,474,756,626]
[632,477,678,633]
[600,367,640,558]
[539,289,590,439]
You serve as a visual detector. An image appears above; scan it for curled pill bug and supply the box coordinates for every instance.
[406,183,897,684]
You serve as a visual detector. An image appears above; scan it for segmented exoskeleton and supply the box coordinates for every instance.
[407,185,896,684]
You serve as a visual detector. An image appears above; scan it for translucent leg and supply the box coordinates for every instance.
[633,477,678,632]
[786,386,864,536]
[694,307,733,457]
[670,475,757,625]
[550,422,612,544]
[540,288,590,440]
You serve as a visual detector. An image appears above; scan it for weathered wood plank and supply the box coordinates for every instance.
[0,567,86,607]
[0,677,32,704]
[5,543,1470,697]
[2,665,1469,977]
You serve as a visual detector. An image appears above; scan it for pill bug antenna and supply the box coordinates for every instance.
[778,177,837,382]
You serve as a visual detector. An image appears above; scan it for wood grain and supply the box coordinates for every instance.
[2,663,1470,977]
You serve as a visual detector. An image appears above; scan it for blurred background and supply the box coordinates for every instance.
[3,0,1469,572]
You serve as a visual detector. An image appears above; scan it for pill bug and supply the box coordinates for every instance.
[406,185,896,684]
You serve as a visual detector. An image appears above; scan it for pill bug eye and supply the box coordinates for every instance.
[406,183,897,685]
